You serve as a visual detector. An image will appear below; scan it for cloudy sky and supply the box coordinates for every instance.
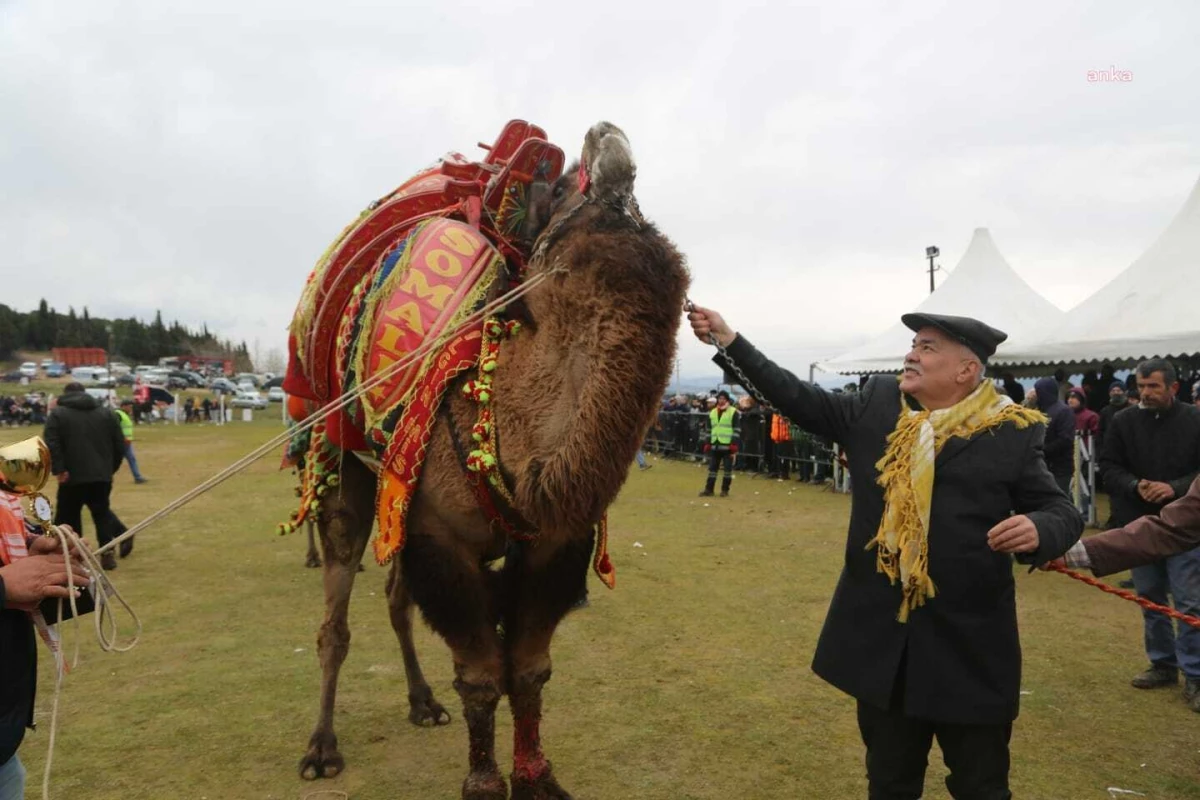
[2,0,1198,380]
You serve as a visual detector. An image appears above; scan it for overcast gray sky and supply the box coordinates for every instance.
[2,0,1198,379]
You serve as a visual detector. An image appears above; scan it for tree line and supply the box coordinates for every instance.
[0,299,253,371]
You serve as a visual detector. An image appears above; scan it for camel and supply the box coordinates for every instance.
[295,122,688,799]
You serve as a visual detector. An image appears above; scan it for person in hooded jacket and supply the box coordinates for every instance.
[42,383,126,571]
[1068,388,1100,439]
[1033,377,1074,493]
[1098,381,1132,454]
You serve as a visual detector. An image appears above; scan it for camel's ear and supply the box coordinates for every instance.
[580,121,636,201]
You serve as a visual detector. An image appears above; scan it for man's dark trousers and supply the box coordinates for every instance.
[704,447,733,494]
[858,664,1012,800]
[55,481,123,548]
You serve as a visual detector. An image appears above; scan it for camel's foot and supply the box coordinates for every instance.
[463,769,508,800]
[305,552,322,568]
[511,764,572,800]
[298,730,344,780]
[409,684,452,727]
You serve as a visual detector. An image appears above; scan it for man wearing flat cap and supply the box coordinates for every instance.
[687,307,1083,800]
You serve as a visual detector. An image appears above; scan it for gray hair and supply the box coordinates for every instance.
[1136,358,1177,385]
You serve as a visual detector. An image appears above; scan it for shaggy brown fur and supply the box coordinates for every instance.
[298,123,689,799]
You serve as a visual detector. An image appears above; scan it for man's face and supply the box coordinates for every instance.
[1136,370,1177,409]
[899,327,976,402]
[1109,386,1126,404]
[716,396,728,410]
[1068,395,1082,410]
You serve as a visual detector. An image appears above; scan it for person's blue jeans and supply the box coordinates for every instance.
[1131,546,1200,679]
[124,442,144,481]
[0,754,26,800]
[635,451,647,469]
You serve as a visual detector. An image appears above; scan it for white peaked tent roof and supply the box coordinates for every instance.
[994,174,1200,368]
[819,228,1064,374]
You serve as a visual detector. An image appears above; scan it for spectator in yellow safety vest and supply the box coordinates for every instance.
[700,390,740,498]
[116,399,148,486]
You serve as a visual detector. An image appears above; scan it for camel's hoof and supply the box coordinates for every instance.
[304,554,322,568]
[463,770,508,800]
[511,765,572,800]
[409,686,452,727]
[299,731,344,780]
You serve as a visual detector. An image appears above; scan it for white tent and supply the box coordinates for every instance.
[994,174,1200,369]
[819,228,1064,374]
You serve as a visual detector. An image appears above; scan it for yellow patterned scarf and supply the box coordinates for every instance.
[869,380,1044,622]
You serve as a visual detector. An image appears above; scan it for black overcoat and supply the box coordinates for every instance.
[717,336,1083,725]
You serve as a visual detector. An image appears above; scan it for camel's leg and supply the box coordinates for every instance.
[299,456,375,781]
[385,559,451,727]
[403,528,507,800]
[504,533,593,800]
[304,517,321,568]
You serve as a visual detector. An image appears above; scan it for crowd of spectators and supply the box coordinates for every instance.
[0,394,48,427]
[647,389,843,483]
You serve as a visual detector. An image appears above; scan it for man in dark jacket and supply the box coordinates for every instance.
[688,307,1082,800]
[1098,380,1132,454]
[43,383,126,571]
[1,481,90,797]
[1033,376,1074,492]
[1099,359,1200,709]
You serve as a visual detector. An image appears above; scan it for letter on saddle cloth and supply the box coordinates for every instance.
[362,218,506,564]
[283,119,563,408]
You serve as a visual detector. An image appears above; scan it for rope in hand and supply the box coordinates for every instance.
[41,522,141,800]
[1046,562,1200,630]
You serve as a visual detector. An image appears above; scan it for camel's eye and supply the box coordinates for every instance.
[553,182,567,200]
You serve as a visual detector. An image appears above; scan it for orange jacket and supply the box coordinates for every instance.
[770,413,791,443]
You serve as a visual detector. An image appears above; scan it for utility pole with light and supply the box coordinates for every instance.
[925,245,941,294]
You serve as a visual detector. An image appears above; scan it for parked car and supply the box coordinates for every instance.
[262,376,284,389]
[19,362,37,378]
[70,366,114,387]
[230,389,267,410]
[234,373,261,388]
[166,376,189,390]
[45,362,67,378]
[116,373,135,386]
[84,388,119,407]
[267,386,285,402]
[1,371,22,383]
[39,358,53,370]
[209,378,237,395]
[108,362,132,377]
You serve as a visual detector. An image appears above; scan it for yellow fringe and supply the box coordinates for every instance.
[868,381,1045,621]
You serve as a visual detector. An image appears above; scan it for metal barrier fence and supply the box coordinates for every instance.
[645,411,1099,506]
[644,410,849,492]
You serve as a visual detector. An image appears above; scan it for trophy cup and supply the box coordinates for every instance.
[0,435,55,531]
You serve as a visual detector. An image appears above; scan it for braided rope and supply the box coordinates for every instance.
[92,264,564,559]
[1047,562,1200,630]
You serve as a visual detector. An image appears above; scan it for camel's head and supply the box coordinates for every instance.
[526,121,643,261]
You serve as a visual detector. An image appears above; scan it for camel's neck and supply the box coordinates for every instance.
[489,260,683,532]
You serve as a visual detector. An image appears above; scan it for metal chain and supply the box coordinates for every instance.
[685,299,774,409]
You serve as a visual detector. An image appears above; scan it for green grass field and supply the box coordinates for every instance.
[2,418,1197,799]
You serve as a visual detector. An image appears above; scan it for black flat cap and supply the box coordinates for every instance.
[901,313,1008,363]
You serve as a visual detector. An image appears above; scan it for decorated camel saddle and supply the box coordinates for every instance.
[279,121,581,566]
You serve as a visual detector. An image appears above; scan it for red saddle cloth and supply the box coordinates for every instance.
[284,120,564,417]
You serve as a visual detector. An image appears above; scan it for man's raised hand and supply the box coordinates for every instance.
[686,305,737,348]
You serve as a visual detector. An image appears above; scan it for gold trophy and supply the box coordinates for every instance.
[0,435,56,532]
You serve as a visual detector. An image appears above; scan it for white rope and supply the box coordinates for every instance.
[94,265,561,558]
[41,522,141,800]
[36,240,565,800]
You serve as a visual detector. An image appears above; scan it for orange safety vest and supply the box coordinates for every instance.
[770,413,791,443]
